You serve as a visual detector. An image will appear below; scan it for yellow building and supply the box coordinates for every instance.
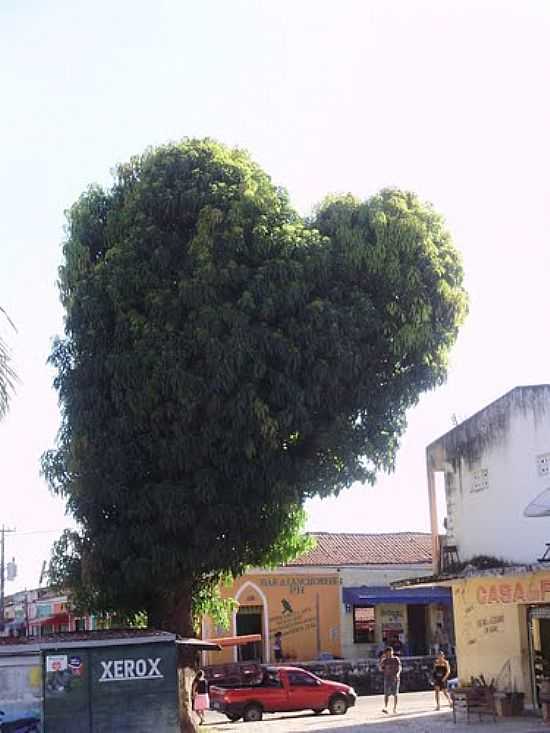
[203,570,342,666]
[448,569,550,704]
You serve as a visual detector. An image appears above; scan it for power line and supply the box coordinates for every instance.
[10,528,67,536]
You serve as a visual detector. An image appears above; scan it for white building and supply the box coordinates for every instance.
[409,385,550,706]
[427,384,550,569]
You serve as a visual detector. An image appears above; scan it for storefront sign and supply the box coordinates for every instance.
[382,623,404,634]
[476,614,504,634]
[476,578,550,604]
[260,576,340,595]
[99,657,163,683]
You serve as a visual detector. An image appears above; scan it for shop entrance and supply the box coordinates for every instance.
[236,605,263,662]
[528,605,550,709]
[407,604,428,656]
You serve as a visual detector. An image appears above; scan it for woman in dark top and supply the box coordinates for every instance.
[193,669,210,725]
[433,651,452,710]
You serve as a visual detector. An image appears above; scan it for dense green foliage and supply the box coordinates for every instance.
[43,139,467,623]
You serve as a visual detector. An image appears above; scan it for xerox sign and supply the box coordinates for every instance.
[91,642,178,730]
[99,657,163,682]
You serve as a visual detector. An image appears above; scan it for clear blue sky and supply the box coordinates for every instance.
[1,0,549,593]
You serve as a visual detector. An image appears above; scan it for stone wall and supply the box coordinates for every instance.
[300,656,456,695]
[205,655,456,696]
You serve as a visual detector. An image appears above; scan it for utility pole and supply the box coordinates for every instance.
[0,525,16,628]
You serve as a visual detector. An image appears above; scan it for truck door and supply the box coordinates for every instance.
[286,670,327,711]
[260,669,288,712]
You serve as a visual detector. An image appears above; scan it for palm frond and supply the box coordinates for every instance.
[0,308,17,418]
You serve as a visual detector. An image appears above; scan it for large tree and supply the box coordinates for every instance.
[43,139,467,730]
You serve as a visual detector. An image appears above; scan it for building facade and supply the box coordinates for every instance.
[203,532,452,666]
[2,588,96,637]
[422,385,550,706]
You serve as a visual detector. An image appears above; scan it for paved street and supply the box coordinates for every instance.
[205,691,546,732]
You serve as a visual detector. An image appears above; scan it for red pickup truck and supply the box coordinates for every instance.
[209,666,357,722]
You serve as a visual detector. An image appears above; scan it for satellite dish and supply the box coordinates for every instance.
[524,488,550,517]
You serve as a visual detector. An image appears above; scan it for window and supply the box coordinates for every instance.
[262,671,282,688]
[287,671,318,687]
[537,453,550,477]
[471,468,489,493]
[74,618,86,632]
[353,606,375,643]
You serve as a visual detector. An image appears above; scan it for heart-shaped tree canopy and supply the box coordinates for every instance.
[43,138,467,620]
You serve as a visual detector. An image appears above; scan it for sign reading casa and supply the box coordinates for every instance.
[476,578,550,604]
[99,657,163,683]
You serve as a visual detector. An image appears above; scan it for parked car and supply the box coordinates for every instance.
[209,665,357,722]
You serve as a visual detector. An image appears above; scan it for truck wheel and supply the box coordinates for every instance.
[226,713,242,722]
[243,703,263,722]
[329,695,348,715]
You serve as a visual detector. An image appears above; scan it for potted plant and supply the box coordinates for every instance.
[495,689,525,717]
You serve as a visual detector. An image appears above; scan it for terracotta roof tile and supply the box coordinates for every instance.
[287,532,432,567]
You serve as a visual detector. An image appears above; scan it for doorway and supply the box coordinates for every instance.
[236,605,263,662]
[528,605,550,709]
[407,604,428,656]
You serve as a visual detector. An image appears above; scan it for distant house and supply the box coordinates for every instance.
[2,587,96,637]
[202,531,451,665]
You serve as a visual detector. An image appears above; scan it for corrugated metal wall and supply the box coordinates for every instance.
[0,653,42,731]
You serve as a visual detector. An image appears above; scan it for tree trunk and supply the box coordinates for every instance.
[150,589,199,733]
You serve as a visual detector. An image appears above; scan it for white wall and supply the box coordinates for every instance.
[443,398,550,564]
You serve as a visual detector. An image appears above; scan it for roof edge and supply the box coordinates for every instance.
[307,531,431,538]
[286,560,432,568]
[427,385,550,453]
[392,562,550,589]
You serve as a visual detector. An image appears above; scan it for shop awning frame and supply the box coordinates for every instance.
[176,638,222,651]
[206,634,262,648]
[343,585,452,606]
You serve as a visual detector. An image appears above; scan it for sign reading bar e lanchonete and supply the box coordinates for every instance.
[259,576,341,587]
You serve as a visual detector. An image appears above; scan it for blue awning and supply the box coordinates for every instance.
[343,585,452,606]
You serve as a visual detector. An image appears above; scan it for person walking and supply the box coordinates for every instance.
[433,651,452,710]
[379,646,401,714]
[192,669,210,725]
[273,631,284,662]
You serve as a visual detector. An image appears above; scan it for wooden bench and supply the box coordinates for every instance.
[452,687,497,724]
